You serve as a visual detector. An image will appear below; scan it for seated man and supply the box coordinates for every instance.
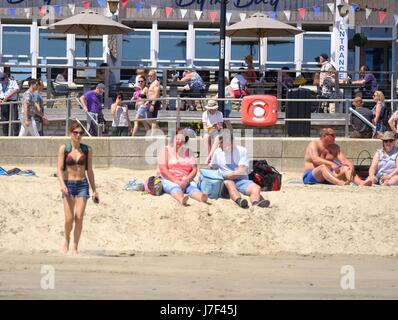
[209,133,270,209]
[350,96,374,138]
[303,128,364,186]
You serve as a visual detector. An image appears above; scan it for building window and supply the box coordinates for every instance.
[75,36,103,66]
[303,33,331,64]
[230,37,259,67]
[1,26,31,62]
[38,28,67,65]
[158,31,187,63]
[266,37,295,65]
[361,27,393,39]
[194,29,219,67]
[122,30,151,66]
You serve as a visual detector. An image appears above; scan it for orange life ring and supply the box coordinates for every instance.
[241,95,278,126]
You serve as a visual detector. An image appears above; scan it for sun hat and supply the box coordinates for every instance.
[205,99,218,110]
[133,82,141,89]
[380,131,396,141]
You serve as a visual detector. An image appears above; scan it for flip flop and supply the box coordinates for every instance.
[235,198,249,209]
[253,199,271,208]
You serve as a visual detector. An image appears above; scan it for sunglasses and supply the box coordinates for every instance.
[383,139,395,143]
[138,80,144,83]
[72,131,84,136]
[324,133,335,138]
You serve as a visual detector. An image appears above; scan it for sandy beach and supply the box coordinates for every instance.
[1,166,398,299]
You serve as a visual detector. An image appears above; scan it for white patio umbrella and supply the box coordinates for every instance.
[48,10,133,64]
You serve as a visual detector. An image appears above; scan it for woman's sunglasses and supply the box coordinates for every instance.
[383,139,395,143]
[72,131,84,136]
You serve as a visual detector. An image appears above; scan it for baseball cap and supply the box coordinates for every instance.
[96,83,106,91]
[320,53,329,60]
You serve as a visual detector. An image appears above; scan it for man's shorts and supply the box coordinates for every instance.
[161,179,200,196]
[230,178,254,194]
[303,170,321,185]
[147,100,160,119]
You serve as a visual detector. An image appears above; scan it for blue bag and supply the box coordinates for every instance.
[198,168,225,199]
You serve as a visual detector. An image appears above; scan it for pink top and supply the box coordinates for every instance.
[157,146,196,181]
[133,88,141,100]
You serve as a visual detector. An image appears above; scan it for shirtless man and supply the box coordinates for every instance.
[303,128,363,186]
[147,69,161,136]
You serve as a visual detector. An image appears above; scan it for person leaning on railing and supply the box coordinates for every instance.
[79,83,105,136]
[0,71,19,136]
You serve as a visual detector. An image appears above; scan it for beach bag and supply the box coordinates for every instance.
[145,176,163,196]
[198,168,225,199]
[124,178,145,191]
[354,150,372,180]
[249,160,282,191]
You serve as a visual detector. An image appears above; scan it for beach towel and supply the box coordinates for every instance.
[0,167,8,176]
[0,167,36,177]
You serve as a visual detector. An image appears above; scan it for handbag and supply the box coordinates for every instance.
[249,160,282,191]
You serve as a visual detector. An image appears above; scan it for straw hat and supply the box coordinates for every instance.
[380,131,396,141]
[205,99,219,110]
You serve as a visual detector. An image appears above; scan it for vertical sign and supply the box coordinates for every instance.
[336,19,348,81]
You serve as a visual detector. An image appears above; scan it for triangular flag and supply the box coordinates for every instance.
[379,11,387,24]
[97,0,106,8]
[283,10,291,21]
[180,9,187,19]
[351,3,359,11]
[24,8,31,18]
[165,7,172,18]
[209,11,217,23]
[151,6,157,16]
[268,11,276,19]
[313,6,321,16]
[39,6,47,16]
[68,4,76,14]
[365,8,372,20]
[83,1,90,10]
[135,2,142,12]
[239,13,246,21]
[394,14,398,25]
[298,8,306,20]
[226,12,232,24]
[54,5,61,17]
[9,8,15,17]
[122,0,129,10]
[195,10,202,20]
[327,3,334,14]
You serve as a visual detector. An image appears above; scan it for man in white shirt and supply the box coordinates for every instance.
[0,72,19,136]
[209,133,270,208]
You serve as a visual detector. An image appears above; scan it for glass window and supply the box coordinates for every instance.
[361,27,392,39]
[267,37,294,62]
[303,33,331,63]
[75,37,103,58]
[122,30,150,63]
[195,30,219,59]
[230,37,259,61]
[2,26,30,56]
[39,29,67,58]
[159,32,186,61]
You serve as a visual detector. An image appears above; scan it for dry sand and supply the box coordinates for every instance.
[1,166,398,299]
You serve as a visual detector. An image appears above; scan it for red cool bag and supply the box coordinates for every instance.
[249,160,282,191]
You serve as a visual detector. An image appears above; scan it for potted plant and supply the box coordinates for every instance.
[352,33,368,47]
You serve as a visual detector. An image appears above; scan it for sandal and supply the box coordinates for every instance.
[235,198,249,209]
[252,199,270,208]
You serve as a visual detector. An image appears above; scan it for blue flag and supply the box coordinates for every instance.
[135,2,143,12]
[351,3,359,11]
[54,5,61,16]
[10,8,15,17]
[97,0,106,8]
[268,11,276,19]
[313,6,321,16]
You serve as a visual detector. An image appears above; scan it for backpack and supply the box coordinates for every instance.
[145,176,163,196]
[63,143,89,171]
[380,105,392,129]
[249,160,282,191]
[197,168,226,199]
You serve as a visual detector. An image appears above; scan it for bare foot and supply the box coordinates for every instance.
[201,193,208,203]
[62,239,69,254]
[362,179,373,187]
[71,244,78,256]
[181,195,189,206]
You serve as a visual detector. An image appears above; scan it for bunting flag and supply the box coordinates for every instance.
[121,0,129,10]
[365,8,372,20]
[83,1,90,10]
[298,8,306,20]
[209,11,217,23]
[313,6,321,16]
[351,3,359,11]
[165,7,172,18]
[268,11,276,19]
[9,8,15,17]
[24,7,31,18]
[97,0,106,8]
[379,11,387,23]
[151,6,157,16]
[239,13,246,21]
[135,2,142,12]
[327,3,334,14]
[226,11,232,24]
[68,4,76,14]
[54,5,62,17]
[394,14,398,25]
[39,6,47,16]
[283,10,291,21]
[180,8,187,18]
[195,10,202,20]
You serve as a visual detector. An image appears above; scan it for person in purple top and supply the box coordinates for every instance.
[352,65,378,100]
[79,83,105,136]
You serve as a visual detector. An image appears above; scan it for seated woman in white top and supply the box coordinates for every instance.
[230,69,248,98]
[202,99,224,163]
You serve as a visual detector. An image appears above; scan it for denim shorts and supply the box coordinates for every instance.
[161,178,200,196]
[63,179,90,199]
[230,178,254,195]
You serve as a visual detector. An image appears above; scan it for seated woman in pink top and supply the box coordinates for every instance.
[157,129,208,205]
